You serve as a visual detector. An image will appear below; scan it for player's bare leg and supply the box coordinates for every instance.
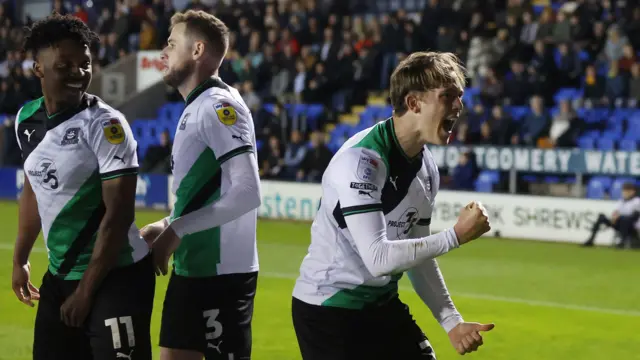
[160,347,203,360]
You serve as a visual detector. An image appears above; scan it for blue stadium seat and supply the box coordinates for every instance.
[610,178,635,200]
[505,106,529,121]
[543,176,560,184]
[478,170,500,184]
[582,130,600,139]
[263,103,275,114]
[586,183,605,199]
[157,103,173,122]
[618,139,637,151]
[306,104,324,120]
[586,178,609,199]
[474,178,493,192]
[596,138,615,150]
[577,136,595,149]
[553,88,580,103]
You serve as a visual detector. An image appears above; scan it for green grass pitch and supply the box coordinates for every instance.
[0,201,639,359]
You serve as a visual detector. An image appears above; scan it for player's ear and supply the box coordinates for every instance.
[193,41,205,60]
[405,93,420,114]
[32,60,44,79]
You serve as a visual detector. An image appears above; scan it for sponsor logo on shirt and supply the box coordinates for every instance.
[356,156,378,182]
[27,158,59,191]
[102,118,125,145]
[387,207,420,239]
[61,127,81,146]
[349,182,378,191]
[214,102,237,125]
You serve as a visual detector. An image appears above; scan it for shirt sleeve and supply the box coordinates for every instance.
[331,148,387,216]
[169,150,261,237]
[197,97,253,164]
[333,149,460,278]
[87,110,139,180]
[406,224,464,334]
[14,110,23,153]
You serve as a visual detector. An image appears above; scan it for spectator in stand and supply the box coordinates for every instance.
[451,150,479,191]
[297,131,332,183]
[605,60,627,104]
[260,135,285,180]
[140,130,172,174]
[583,64,607,105]
[629,63,640,107]
[486,105,516,146]
[517,95,550,146]
[283,130,307,179]
[546,100,584,148]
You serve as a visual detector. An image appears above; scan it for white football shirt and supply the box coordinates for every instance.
[15,95,148,280]
[168,78,259,277]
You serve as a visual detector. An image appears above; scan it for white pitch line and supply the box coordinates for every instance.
[1,243,639,317]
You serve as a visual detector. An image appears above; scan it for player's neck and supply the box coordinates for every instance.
[43,95,81,118]
[178,68,220,102]
[392,116,423,158]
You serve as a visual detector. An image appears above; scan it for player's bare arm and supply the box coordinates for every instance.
[12,176,42,307]
[60,175,137,327]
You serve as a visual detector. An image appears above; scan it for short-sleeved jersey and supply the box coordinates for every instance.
[169,78,259,277]
[15,95,148,280]
[616,196,640,229]
[293,118,439,309]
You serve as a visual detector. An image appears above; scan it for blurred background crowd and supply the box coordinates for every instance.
[1,0,640,193]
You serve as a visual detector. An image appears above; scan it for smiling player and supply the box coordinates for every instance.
[11,14,155,360]
[292,52,495,360]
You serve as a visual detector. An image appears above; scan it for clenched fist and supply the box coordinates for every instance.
[453,201,491,244]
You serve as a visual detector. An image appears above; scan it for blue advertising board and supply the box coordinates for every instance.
[429,146,640,176]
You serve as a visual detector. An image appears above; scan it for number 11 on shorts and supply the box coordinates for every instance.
[105,316,135,349]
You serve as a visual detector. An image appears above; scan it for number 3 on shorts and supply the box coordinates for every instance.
[203,309,223,340]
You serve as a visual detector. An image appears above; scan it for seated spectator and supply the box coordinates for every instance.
[605,60,627,104]
[486,105,516,145]
[451,150,479,191]
[241,80,261,114]
[628,62,640,107]
[503,60,531,105]
[297,131,332,183]
[478,67,504,107]
[582,64,607,105]
[546,100,583,148]
[516,96,550,146]
[140,130,172,174]
[283,130,307,179]
[260,135,284,179]
[618,44,637,72]
[583,183,640,249]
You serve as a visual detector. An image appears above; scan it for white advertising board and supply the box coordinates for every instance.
[258,180,619,246]
[136,51,164,92]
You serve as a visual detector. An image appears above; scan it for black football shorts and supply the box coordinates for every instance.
[160,271,258,360]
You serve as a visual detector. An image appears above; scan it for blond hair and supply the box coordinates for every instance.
[170,10,229,61]
[389,52,466,116]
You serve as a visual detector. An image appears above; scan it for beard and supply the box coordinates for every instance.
[163,61,194,89]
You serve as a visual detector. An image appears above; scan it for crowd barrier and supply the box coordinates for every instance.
[0,168,617,246]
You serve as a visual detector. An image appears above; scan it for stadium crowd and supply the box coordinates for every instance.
[1,0,640,187]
